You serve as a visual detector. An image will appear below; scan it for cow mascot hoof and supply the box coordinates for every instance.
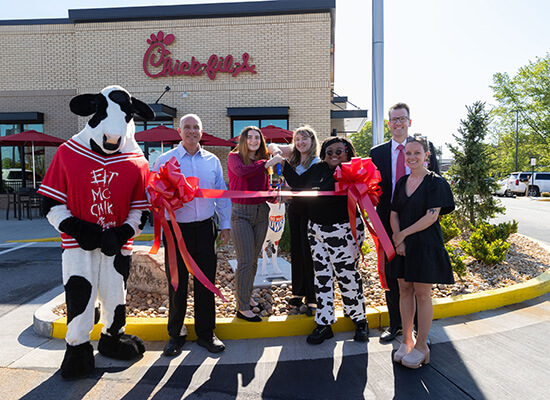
[98,333,146,360]
[61,342,95,380]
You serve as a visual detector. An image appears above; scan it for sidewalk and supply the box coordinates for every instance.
[0,285,548,399]
[1,216,549,398]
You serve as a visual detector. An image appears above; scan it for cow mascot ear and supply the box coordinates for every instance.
[70,94,104,116]
[70,93,109,129]
[131,97,155,121]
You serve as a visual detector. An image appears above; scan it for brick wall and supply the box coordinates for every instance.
[0,12,333,179]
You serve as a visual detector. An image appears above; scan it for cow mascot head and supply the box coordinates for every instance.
[70,85,154,155]
[38,85,155,379]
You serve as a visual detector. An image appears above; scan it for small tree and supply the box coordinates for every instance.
[447,102,504,227]
[349,120,392,157]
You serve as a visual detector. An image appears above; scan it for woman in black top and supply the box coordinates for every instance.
[283,137,368,345]
[268,126,321,316]
[389,136,455,369]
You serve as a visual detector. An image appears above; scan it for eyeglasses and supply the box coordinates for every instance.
[389,116,409,124]
[326,149,346,156]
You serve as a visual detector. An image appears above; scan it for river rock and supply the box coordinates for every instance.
[128,245,168,295]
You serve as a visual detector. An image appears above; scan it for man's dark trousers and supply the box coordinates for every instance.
[163,218,217,340]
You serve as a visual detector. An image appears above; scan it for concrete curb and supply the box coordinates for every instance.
[8,233,155,243]
[33,292,65,338]
[34,236,550,341]
[38,267,550,341]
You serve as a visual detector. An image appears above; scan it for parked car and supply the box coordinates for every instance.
[494,178,512,197]
[506,171,550,197]
[1,168,42,191]
[524,172,550,196]
[506,172,530,196]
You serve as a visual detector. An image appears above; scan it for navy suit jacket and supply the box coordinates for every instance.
[369,139,440,235]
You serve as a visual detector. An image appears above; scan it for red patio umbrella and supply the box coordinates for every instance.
[134,125,181,145]
[200,132,235,147]
[0,130,65,147]
[135,125,234,147]
[260,125,293,143]
[0,130,65,188]
[232,125,294,144]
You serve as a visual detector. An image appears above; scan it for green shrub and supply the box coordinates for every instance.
[441,214,461,243]
[541,192,550,198]
[459,229,511,266]
[361,240,372,255]
[445,243,467,277]
[474,221,518,243]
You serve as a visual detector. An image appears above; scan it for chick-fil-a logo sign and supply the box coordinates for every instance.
[143,31,257,80]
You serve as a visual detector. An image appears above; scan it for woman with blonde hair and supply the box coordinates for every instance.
[268,125,320,315]
[228,126,283,322]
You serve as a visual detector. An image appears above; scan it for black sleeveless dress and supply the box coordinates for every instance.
[388,171,455,284]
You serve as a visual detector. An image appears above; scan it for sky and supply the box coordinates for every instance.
[3,0,550,158]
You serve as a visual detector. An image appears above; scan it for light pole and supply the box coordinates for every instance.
[515,109,519,171]
[372,0,384,146]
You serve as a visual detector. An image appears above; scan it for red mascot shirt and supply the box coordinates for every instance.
[38,139,150,250]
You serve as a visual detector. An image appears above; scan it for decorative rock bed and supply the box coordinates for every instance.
[53,233,550,320]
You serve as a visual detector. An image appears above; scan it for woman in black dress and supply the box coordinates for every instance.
[389,136,455,369]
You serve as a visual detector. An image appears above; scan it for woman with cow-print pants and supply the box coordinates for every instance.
[283,136,369,344]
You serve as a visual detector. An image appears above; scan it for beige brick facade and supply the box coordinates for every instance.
[0,8,334,174]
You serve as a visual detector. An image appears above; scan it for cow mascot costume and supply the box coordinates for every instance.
[38,85,155,379]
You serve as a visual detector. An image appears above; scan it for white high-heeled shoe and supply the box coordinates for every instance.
[401,348,430,369]
[393,343,413,363]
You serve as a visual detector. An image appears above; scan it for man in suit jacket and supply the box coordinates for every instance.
[369,102,439,342]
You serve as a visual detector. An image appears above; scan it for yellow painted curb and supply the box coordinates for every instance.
[51,308,381,341]
[8,237,61,243]
[50,269,550,341]
[432,270,550,320]
[8,233,155,243]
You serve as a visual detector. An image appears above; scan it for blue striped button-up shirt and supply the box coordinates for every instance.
[152,143,231,229]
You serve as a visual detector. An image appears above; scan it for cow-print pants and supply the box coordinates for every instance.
[308,219,366,326]
[62,248,130,346]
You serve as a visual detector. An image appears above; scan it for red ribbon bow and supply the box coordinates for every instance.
[147,157,227,301]
[334,157,395,289]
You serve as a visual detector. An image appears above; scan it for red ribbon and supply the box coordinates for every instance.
[147,157,227,301]
[334,157,395,290]
[147,156,394,297]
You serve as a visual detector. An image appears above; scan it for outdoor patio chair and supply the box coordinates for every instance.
[18,187,42,220]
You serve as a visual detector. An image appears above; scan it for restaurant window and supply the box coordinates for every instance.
[231,118,288,138]
[134,121,174,167]
[227,107,289,138]
[1,123,44,192]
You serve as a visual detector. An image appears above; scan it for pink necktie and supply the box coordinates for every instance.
[396,144,405,181]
